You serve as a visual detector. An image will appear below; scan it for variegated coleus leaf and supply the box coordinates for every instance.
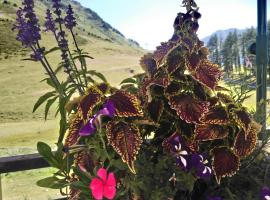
[194,124,229,141]
[200,106,229,125]
[140,53,157,77]
[78,87,103,122]
[65,113,83,147]
[108,90,143,118]
[212,147,240,184]
[233,121,262,158]
[233,109,252,134]
[166,48,186,74]
[192,59,221,90]
[106,121,143,174]
[181,36,195,53]
[165,81,182,96]
[146,99,164,122]
[168,93,209,123]
[153,42,175,67]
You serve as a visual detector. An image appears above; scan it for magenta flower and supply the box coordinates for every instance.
[90,168,116,200]
[260,187,270,200]
[79,101,115,136]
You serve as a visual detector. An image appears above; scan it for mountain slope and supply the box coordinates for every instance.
[0,0,142,56]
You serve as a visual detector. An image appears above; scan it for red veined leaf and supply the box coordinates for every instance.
[75,151,94,172]
[146,99,164,122]
[166,48,185,74]
[64,113,83,147]
[140,53,157,76]
[109,90,143,118]
[233,109,251,134]
[106,121,142,174]
[200,106,229,125]
[194,124,229,141]
[78,87,103,122]
[182,36,195,53]
[217,92,234,104]
[153,42,175,66]
[212,147,240,184]
[165,81,182,96]
[193,59,221,89]
[140,77,169,100]
[168,93,209,123]
[187,53,201,71]
[233,121,261,158]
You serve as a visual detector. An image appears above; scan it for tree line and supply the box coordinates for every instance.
[206,21,270,77]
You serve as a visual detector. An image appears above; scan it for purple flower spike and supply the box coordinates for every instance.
[45,9,56,33]
[191,154,212,179]
[64,5,77,30]
[79,117,97,136]
[14,0,41,47]
[260,187,270,200]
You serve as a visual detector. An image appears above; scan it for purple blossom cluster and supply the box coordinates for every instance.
[79,101,116,136]
[166,133,212,179]
[14,0,43,60]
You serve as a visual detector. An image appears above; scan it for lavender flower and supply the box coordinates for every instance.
[45,9,57,33]
[14,0,41,47]
[65,5,77,30]
[260,187,270,200]
[79,101,116,136]
[31,47,45,61]
[191,153,212,179]
[52,0,62,20]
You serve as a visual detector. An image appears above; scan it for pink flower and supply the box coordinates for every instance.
[90,168,116,200]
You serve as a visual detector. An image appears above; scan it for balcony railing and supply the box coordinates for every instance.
[0,153,67,200]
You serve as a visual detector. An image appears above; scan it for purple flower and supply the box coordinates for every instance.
[191,153,212,179]
[52,0,62,20]
[64,5,77,30]
[260,187,270,200]
[79,101,116,136]
[31,47,45,61]
[14,0,41,47]
[166,134,189,169]
[44,9,57,33]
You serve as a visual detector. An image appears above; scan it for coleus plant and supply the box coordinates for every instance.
[13,0,262,199]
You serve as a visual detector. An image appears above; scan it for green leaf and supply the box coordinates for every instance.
[44,96,58,120]
[57,97,68,144]
[37,142,59,168]
[87,70,107,82]
[33,91,56,113]
[73,54,94,60]
[70,181,91,194]
[43,47,60,56]
[73,167,92,184]
[37,176,67,189]
[120,78,137,85]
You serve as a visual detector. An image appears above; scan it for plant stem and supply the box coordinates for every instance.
[70,29,88,87]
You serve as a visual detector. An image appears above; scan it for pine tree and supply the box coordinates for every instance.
[207,34,221,65]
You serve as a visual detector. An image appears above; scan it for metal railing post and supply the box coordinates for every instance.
[256,0,268,138]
